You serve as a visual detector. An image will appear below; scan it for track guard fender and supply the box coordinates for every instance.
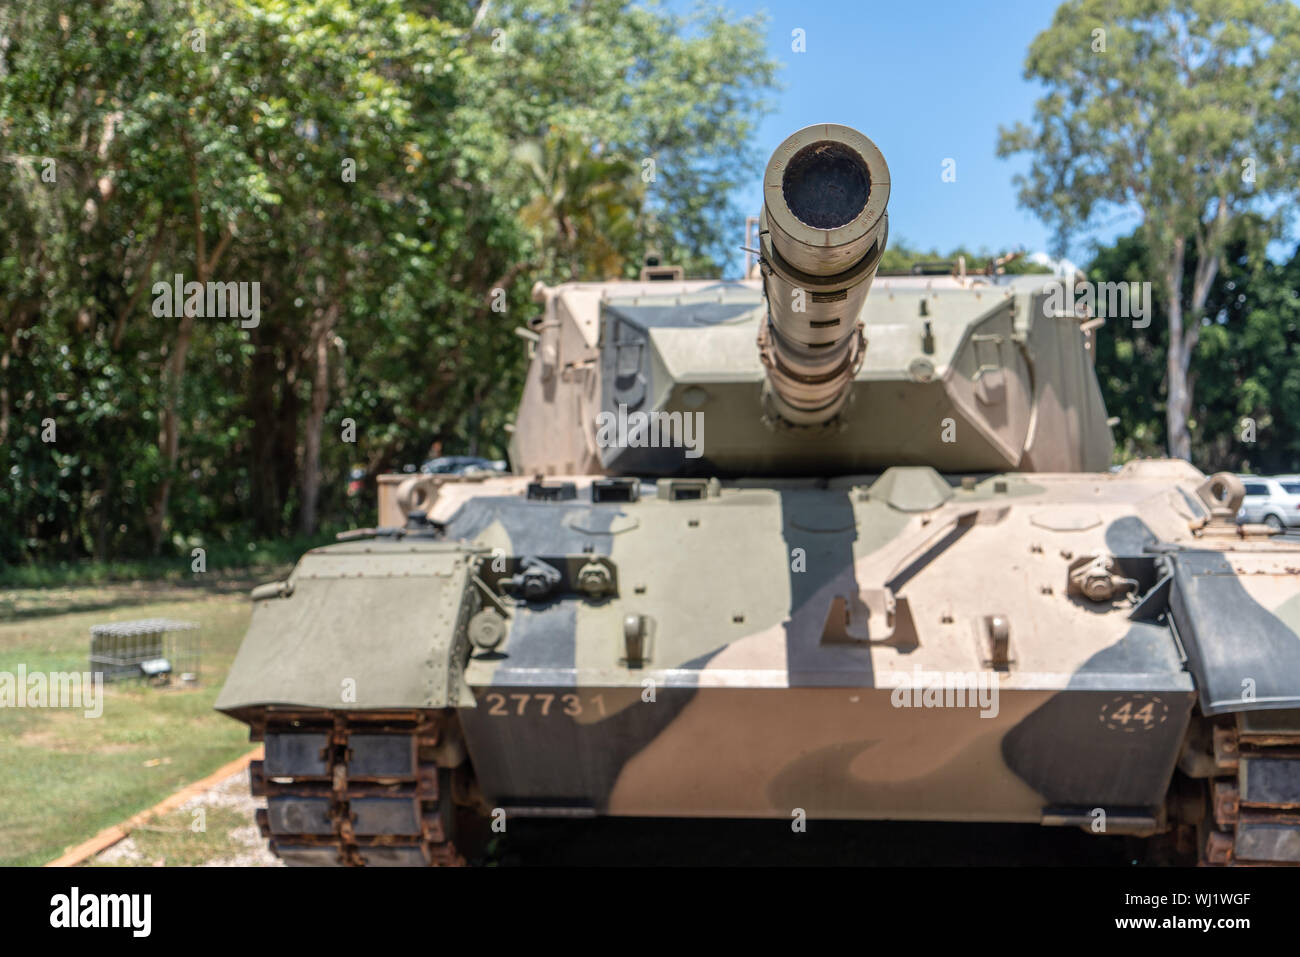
[215,542,479,714]
[1166,551,1300,715]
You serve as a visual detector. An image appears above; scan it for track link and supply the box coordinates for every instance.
[1203,710,1300,865]
[244,707,464,867]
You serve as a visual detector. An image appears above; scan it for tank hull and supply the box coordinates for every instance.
[218,464,1300,863]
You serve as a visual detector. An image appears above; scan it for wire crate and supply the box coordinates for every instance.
[89,618,200,685]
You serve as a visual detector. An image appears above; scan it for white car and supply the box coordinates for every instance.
[1237,476,1300,530]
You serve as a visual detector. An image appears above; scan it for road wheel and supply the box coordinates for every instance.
[1265,513,1284,532]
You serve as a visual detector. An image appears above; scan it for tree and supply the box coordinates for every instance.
[1088,225,1300,472]
[0,0,777,563]
[463,0,778,278]
[1191,234,1300,472]
[998,0,1300,460]
[877,241,1052,277]
[512,128,645,281]
[1087,232,1169,461]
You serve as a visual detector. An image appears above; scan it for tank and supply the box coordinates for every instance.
[216,123,1300,866]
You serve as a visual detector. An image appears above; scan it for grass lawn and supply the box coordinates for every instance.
[0,582,269,866]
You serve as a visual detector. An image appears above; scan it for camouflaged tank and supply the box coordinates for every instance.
[216,123,1300,867]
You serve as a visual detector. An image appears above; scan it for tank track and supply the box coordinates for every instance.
[244,707,465,866]
[1203,711,1300,866]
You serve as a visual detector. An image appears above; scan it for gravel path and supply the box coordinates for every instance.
[90,767,281,867]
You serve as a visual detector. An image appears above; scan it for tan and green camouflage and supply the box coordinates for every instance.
[216,124,1300,866]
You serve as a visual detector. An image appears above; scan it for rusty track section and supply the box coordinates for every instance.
[244,707,464,867]
[1204,712,1300,866]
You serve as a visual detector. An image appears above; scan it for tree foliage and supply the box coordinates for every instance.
[0,0,776,564]
[998,0,1300,460]
[877,241,1053,276]
[1090,227,1300,471]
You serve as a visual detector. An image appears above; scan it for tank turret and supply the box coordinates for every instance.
[509,122,1113,477]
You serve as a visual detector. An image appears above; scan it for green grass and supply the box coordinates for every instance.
[0,532,336,590]
[0,588,259,866]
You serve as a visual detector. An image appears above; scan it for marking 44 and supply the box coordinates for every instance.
[1099,694,1169,732]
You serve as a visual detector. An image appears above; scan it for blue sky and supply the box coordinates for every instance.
[672,0,1141,270]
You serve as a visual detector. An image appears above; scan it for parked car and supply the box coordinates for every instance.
[1236,476,1300,530]
[419,455,508,476]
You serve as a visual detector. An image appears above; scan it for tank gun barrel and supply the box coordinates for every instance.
[758,124,890,426]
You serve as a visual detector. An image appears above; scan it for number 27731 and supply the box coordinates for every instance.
[482,692,607,717]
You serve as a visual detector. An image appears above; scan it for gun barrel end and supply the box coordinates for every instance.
[762,124,890,276]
